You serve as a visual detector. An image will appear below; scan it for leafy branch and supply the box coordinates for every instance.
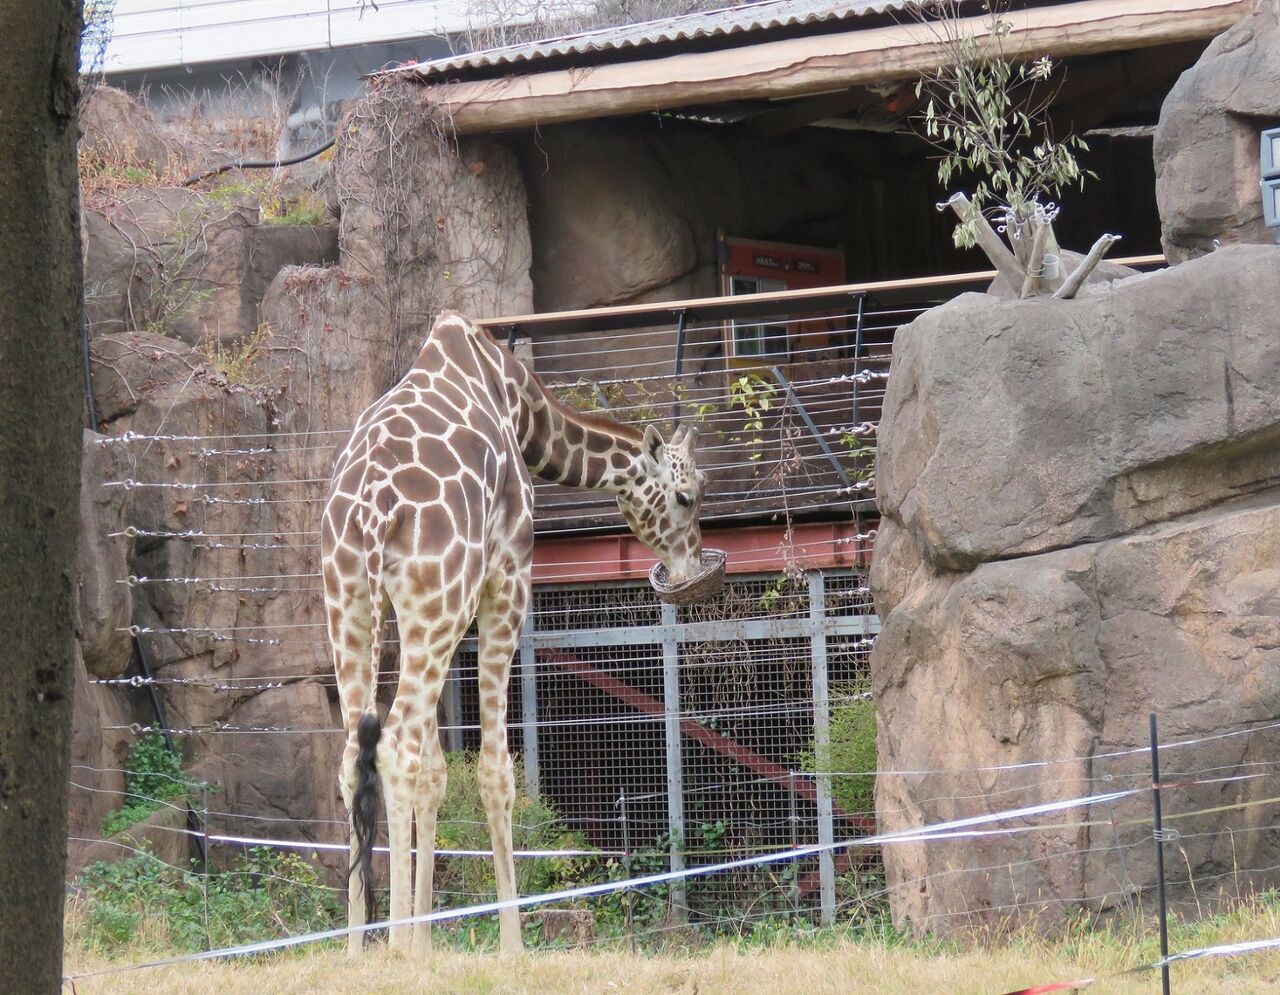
[911,1,1117,297]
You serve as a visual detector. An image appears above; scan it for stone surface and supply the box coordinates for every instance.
[89,332,202,425]
[1154,1,1280,262]
[529,908,597,946]
[874,497,1280,932]
[72,806,193,875]
[872,243,1280,934]
[76,259,414,866]
[82,204,158,337]
[66,647,138,875]
[335,80,532,372]
[81,186,338,346]
[877,244,1280,572]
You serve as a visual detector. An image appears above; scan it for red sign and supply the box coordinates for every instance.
[720,236,845,289]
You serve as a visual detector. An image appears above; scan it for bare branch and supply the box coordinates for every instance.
[1052,234,1122,300]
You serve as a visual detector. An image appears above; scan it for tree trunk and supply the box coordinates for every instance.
[0,2,84,993]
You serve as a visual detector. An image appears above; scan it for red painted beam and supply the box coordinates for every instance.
[533,520,876,584]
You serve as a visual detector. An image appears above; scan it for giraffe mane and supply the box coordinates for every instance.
[533,368,646,445]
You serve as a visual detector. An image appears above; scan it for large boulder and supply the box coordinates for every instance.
[1154,1,1280,262]
[77,258,412,867]
[872,244,1280,934]
[874,498,1280,931]
[877,245,1280,572]
[80,86,174,176]
[82,186,338,346]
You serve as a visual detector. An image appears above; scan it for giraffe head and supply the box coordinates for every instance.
[618,423,707,586]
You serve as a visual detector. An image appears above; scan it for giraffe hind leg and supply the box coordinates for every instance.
[474,569,529,954]
[381,594,467,955]
[327,583,378,956]
[412,717,448,955]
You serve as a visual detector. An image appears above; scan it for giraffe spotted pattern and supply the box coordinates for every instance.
[321,311,707,955]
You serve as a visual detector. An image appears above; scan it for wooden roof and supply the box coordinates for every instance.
[387,0,1250,135]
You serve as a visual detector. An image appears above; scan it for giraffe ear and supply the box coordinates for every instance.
[642,424,665,465]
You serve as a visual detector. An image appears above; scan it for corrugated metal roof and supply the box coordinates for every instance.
[389,0,918,81]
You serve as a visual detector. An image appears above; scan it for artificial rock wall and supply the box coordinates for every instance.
[871,245,1280,932]
[69,81,533,871]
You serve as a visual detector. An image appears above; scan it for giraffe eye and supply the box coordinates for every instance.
[675,492,692,508]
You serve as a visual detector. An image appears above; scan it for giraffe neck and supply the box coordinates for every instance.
[516,371,643,493]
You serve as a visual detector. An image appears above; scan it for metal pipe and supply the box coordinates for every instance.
[1150,712,1172,995]
[768,365,853,490]
[132,636,208,867]
[671,309,688,423]
[850,292,865,433]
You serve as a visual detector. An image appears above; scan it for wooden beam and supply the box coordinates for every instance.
[397,0,1250,135]
[746,87,877,140]
[477,254,1166,336]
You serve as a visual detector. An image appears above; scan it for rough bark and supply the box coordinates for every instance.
[0,2,85,993]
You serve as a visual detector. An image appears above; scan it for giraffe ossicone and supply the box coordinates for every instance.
[320,310,720,955]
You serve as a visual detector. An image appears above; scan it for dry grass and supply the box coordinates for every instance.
[64,899,1280,995]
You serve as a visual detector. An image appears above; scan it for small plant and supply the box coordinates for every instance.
[101,732,203,837]
[435,752,596,900]
[78,143,161,197]
[840,431,876,484]
[201,321,273,387]
[262,188,329,226]
[729,373,778,461]
[912,1,1115,298]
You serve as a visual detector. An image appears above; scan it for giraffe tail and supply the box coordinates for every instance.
[350,709,382,927]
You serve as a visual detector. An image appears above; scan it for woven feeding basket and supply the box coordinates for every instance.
[649,549,727,605]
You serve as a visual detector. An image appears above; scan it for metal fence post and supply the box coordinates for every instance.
[661,601,688,921]
[619,791,635,953]
[520,614,540,803]
[1150,713,1172,995]
[443,661,463,753]
[808,570,836,925]
[788,770,801,916]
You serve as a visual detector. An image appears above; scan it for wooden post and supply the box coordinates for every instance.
[1053,233,1122,300]
[944,193,1027,290]
[1019,219,1053,299]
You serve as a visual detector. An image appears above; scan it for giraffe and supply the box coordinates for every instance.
[321,310,710,955]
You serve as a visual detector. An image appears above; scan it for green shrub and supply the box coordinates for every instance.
[435,752,596,900]
[262,191,328,226]
[800,682,877,816]
[101,732,202,837]
[74,847,341,954]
